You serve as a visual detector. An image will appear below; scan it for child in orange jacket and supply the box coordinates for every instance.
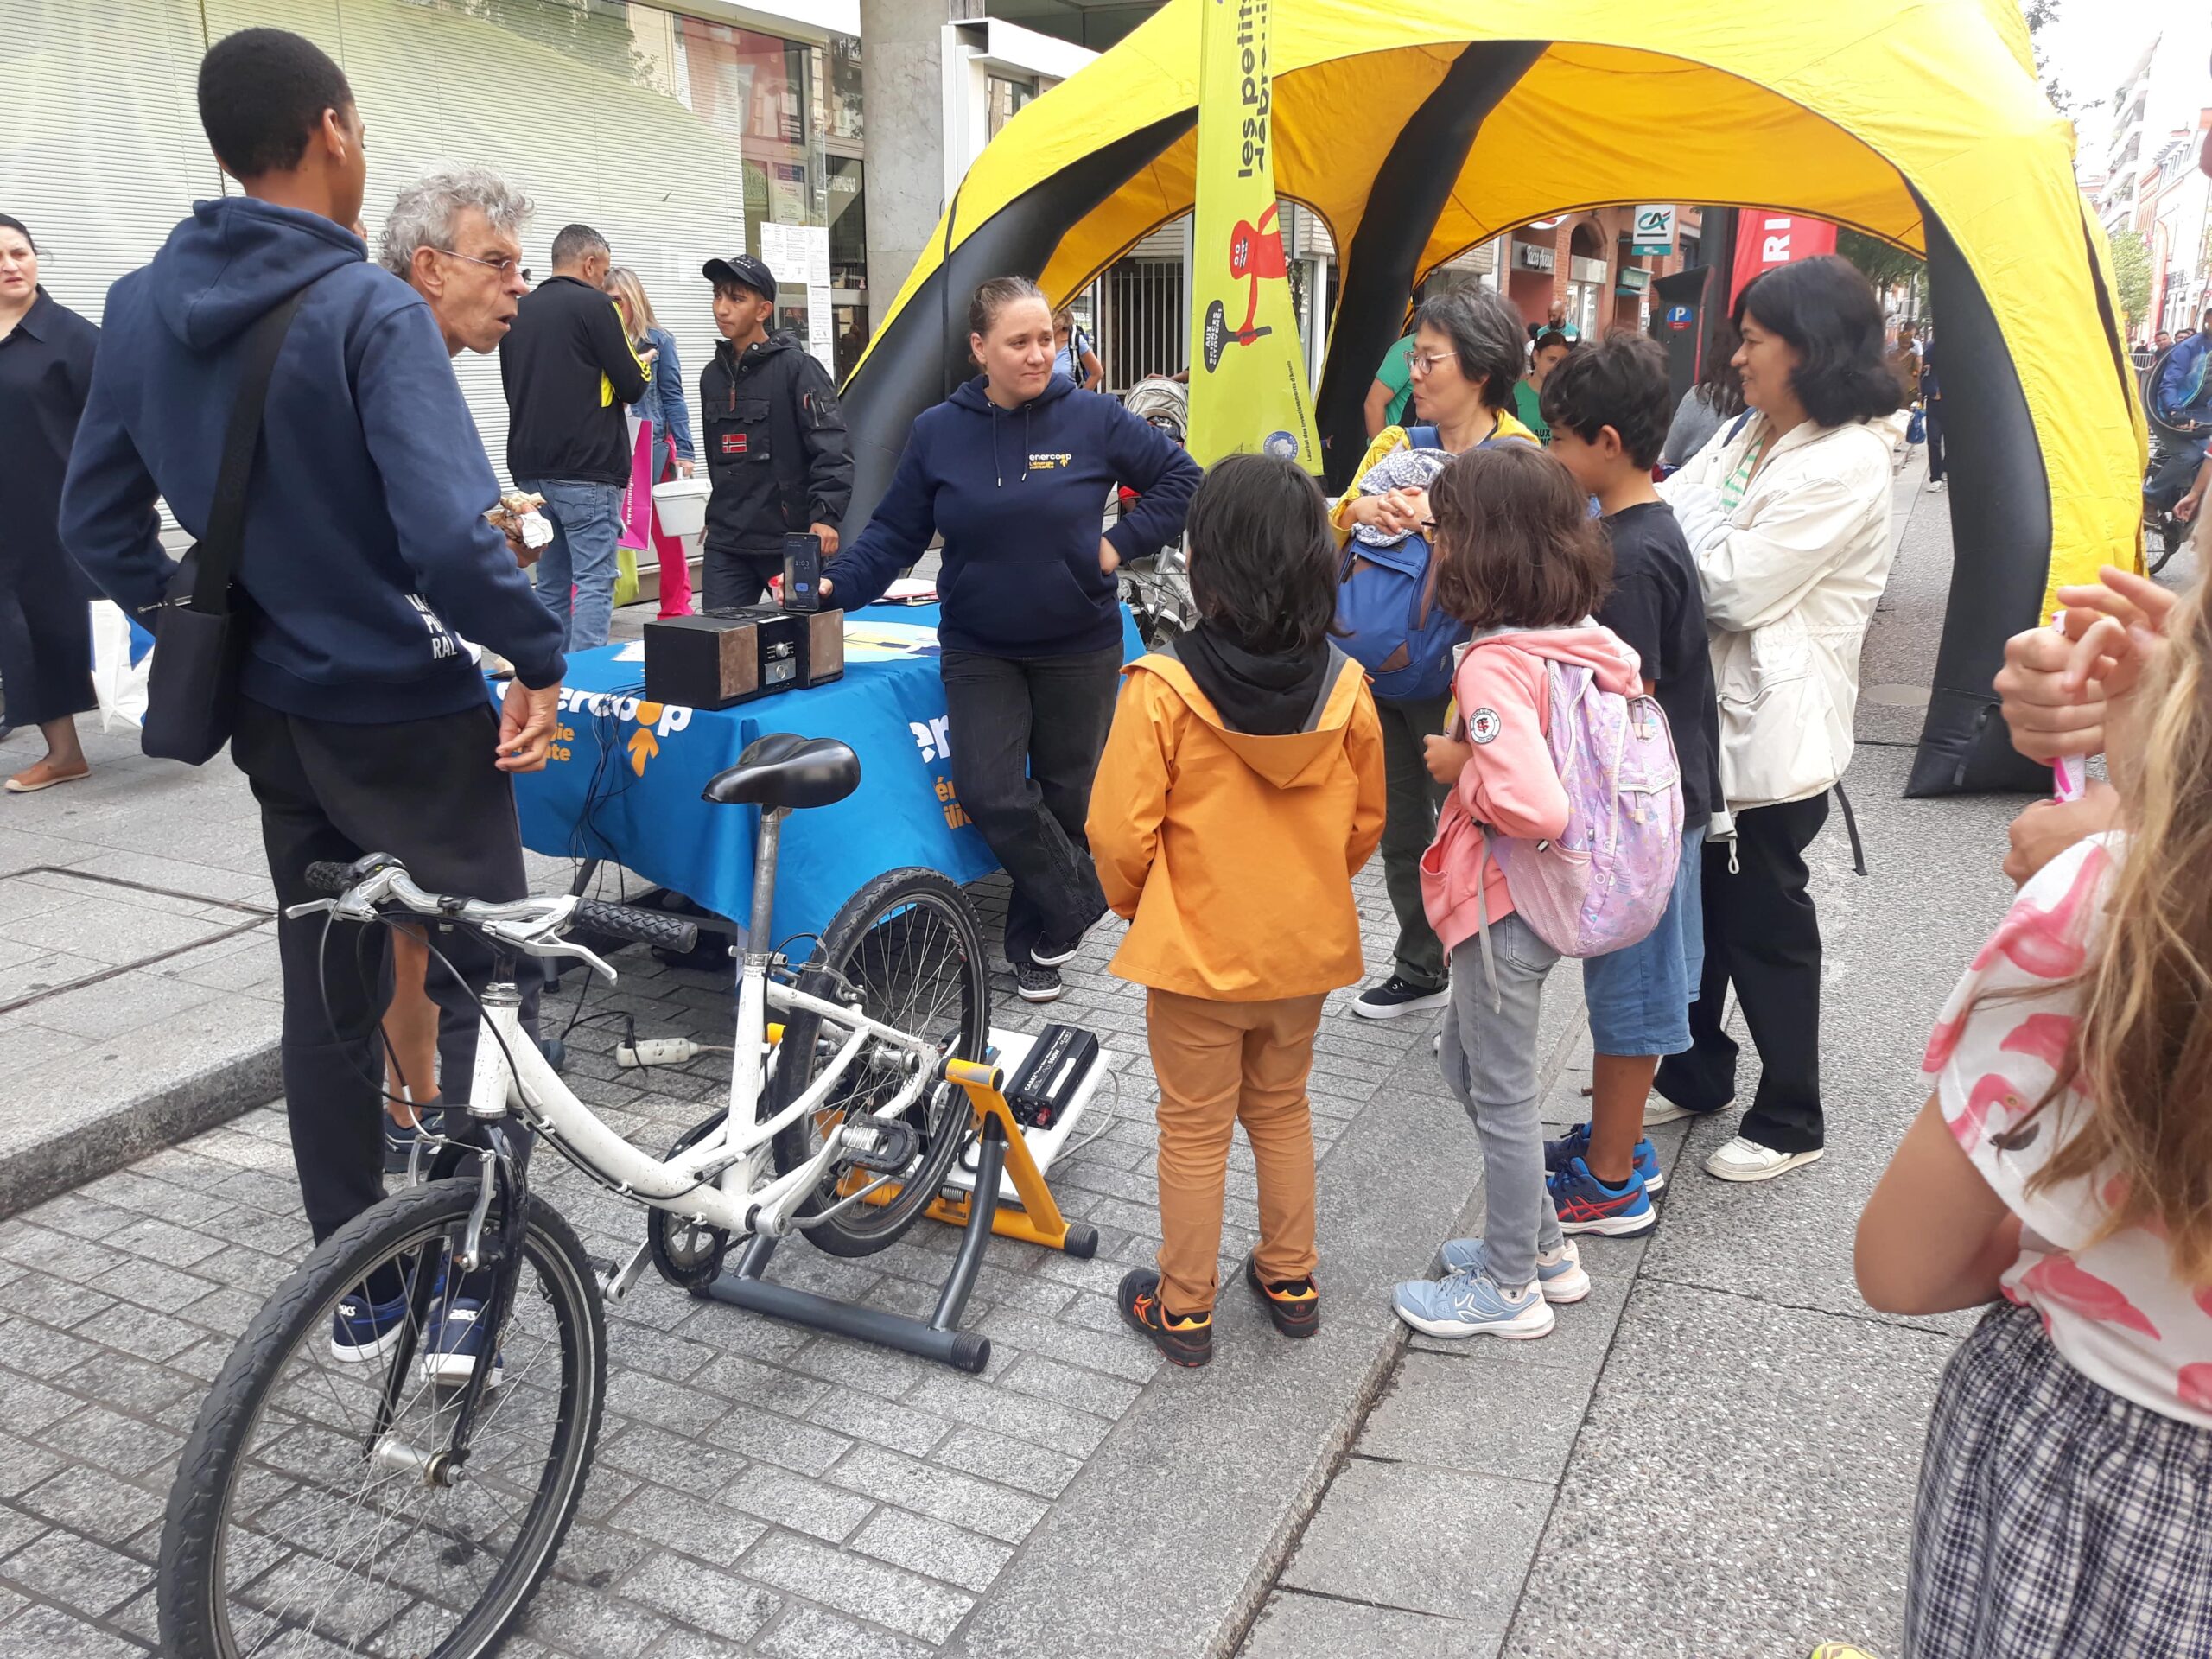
[1088,454,1387,1367]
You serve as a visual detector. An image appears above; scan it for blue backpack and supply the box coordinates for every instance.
[1335,425,1529,702]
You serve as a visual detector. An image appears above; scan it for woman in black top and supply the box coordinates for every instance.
[0,216,99,793]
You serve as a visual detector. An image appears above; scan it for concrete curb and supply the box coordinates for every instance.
[0,1039,282,1222]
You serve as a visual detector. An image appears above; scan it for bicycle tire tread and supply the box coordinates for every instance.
[158,1179,607,1659]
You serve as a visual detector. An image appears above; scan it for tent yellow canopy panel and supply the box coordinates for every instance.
[842,0,2144,795]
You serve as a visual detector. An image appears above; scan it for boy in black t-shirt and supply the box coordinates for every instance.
[1538,334,1724,1237]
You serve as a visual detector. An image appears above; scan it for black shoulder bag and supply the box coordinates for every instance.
[140,291,303,765]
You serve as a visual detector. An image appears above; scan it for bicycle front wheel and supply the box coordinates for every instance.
[770,867,989,1256]
[158,1178,607,1659]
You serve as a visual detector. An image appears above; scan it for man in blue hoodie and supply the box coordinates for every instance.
[60,28,567,1364]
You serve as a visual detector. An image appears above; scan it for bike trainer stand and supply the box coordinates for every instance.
[698,1058,1098,1375]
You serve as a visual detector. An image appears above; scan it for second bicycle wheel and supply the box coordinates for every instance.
[769,866,989,1256]
[158,1177,606,1659]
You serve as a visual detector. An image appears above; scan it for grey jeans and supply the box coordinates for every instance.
[1438,912,1565,1291]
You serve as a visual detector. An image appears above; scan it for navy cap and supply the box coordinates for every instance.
[703,253,778,298]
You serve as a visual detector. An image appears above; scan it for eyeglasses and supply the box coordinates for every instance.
[434,248,520,277]
[1408,349,1459,377]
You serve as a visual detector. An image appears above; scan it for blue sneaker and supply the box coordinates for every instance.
[330,1289,410,1363]
[1541,1122,1665,1192]
[1392,1269,1554,1339]
[422,1297,504,1389]
[1546,1158,1656,1237]
[1436,1236,1591,1303]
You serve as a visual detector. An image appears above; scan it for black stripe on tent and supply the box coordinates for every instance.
[1314,41,1548,490]
[1906,192,2054,796]
[840,110,1198,536]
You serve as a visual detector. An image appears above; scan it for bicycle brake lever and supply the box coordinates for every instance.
[283,899,339,921]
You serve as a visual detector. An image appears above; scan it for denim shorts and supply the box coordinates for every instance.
[1580,825,1706,1057]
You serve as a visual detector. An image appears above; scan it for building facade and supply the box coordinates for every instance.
[7,0,872,491]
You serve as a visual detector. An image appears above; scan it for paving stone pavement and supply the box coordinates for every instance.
[0,461,2150,1657]
[0,830,1452,1656]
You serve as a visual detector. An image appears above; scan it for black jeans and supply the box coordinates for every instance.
[1655,794,1829,1154]
[940,644,1121,969]
[702,549,776,611]
[1376,692,1452,990]
[231,697,542,1248]
[1924,402,1945,482]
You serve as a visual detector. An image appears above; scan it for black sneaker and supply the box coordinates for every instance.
[1351,976,1451,1020]
[1014,962,1065,1004]
[1030,910,1103,969]
[1117,1269,1212,1367]
[1244,1254,1320,1338]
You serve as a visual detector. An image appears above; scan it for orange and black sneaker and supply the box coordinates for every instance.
[1117,1269,1213,1367]
[1244,1255,1320,1338]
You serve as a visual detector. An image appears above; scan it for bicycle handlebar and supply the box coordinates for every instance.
[573,899,700,956]
[300,855,698,959]
[305,861,354,896]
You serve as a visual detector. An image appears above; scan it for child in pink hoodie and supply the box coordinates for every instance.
[1389,443,1648,1341]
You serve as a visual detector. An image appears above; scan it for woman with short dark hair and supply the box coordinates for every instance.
[1654,253,1907,1183]
[0,214,99,793]
[826,276,1201,1002]
[1330,285,1539,1021]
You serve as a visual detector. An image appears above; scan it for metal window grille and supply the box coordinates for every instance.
[1103,258,1186,393]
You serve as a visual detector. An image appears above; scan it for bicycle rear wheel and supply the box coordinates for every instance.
[769,867,989,1256]
[159,1178,606,1659]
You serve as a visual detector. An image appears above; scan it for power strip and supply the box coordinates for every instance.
[616,1037,705,1069]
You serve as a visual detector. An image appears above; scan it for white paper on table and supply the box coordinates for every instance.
[613,642,646,662]
[806,287,836,373]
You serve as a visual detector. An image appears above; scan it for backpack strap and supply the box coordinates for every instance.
[1406,423,1441,448]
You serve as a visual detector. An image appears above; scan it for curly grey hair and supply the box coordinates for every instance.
[378,163,534,278]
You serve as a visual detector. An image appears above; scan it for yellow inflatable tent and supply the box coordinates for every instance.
[842,0,2143,794]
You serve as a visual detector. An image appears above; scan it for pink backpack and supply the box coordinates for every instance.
[1471,648,1683,979]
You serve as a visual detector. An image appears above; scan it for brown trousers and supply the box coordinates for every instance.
[1147,988,1326,1315]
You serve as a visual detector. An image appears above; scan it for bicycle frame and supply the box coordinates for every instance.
[464,969,949,1242]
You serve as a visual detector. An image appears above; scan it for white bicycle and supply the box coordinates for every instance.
[158,734,997,1659]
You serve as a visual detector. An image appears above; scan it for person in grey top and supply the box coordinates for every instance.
[1660,320,1746,469]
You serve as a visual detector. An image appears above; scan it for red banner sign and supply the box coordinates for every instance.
[1730,213,1839,302]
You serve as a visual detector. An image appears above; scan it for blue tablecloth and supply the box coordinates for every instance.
[512,603,1142,945]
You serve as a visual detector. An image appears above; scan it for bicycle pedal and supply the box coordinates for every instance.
[840,1119,919,1173]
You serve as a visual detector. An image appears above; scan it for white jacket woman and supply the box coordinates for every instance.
[1662,404,1910,813]
[1648,255,1907,1188]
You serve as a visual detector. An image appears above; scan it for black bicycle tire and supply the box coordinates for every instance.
[158,1179,607,1659]
[768,866,988,1256]
[2150,516,2185,575]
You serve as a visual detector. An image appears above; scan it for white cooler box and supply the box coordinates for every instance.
[652,476,713,538]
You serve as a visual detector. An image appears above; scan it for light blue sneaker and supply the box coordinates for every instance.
[1392,1268,1555,1339]
[1435,1236,1591,1303]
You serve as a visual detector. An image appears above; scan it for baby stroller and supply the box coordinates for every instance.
[1116,377,1198,645]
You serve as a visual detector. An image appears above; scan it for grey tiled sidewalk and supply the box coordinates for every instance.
[0,456,2133,1656]
[0,853,1442,1657]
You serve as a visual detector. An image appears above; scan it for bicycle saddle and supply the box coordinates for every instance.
[702,733,861,810]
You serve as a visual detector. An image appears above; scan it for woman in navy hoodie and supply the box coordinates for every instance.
[827,276,1200,1002]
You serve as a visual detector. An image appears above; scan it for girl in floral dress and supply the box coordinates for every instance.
[1857,566,2212,1658]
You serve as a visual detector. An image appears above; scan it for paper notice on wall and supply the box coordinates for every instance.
[804,226,830,289]
[757,222,800,289]
[807,287,836,373]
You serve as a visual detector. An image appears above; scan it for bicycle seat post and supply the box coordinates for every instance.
[747,807,784,969]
